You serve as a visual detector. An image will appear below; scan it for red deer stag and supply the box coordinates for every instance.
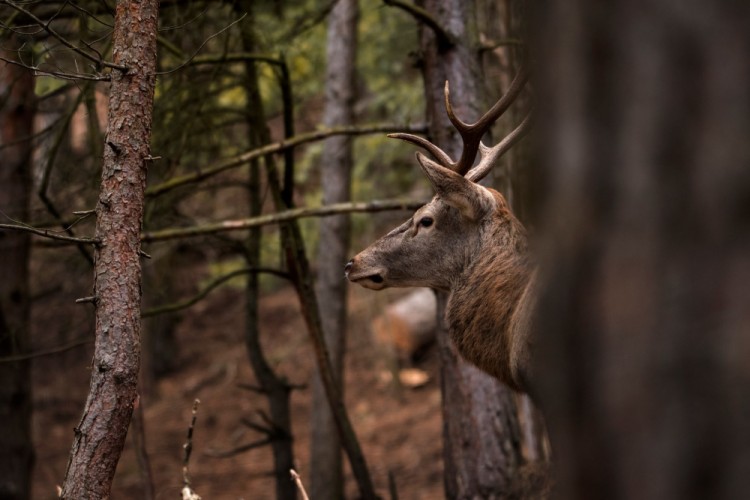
[346,71,535,394]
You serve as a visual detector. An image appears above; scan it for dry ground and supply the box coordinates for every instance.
[30,279,444,499]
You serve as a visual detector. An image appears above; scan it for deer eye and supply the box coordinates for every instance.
[418,216,434,228]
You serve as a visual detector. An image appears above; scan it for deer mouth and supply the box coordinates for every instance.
[346,270,385,289]
[345,263,387,290]
[352,273,386,290]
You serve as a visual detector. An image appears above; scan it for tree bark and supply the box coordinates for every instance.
[415,0,526,497]
[310,1,359,498]
[60,0,159,497]
[533,1,750,498]
[0,46,35,500]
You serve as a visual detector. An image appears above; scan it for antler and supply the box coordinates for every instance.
[388,68,530,180]
[466,110,532,182]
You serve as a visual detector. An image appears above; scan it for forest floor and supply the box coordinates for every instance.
[30,280,444,499]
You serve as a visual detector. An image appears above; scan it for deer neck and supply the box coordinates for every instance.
[445,211,533,392]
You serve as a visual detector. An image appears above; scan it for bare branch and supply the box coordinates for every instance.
[146,123,427,198]
[204,438,272,459]
[0,55,110,81]
[141,199,426,243]
[0,223,99,245]
[0,337,91,364]
[155,35,283,67]
[382,0,455,49]
[141,267,290,318]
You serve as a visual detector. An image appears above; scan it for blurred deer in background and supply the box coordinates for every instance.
[346,71,535,394]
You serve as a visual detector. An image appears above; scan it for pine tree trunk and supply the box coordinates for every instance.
[0,45,34,500]
[60,1,159,497]
[416,0,526,497]
[310,1,359,498]
[534,1,750,498]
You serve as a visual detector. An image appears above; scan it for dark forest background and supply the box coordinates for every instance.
[1,0,748,499]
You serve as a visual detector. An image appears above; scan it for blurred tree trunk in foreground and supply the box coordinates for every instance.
[0,48,35,500]
[415,0,526,497]
[534,1,750,498]
[60,0,159,497]
[310,0,359,498]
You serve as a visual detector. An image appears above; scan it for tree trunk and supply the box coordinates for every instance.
[60,1,159,497]
[533,2,750,498]
[310,1,359,498]
[236,4,297,499]
[0,46,35,500]
[416,0,526,497]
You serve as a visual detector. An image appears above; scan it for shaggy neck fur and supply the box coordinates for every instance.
[445,192,534,392]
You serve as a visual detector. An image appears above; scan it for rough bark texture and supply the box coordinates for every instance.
[416,0,525,497]
[534,1,750,498]
[0,49,34,500]
[310,1,359,498]
[60,1,159,497]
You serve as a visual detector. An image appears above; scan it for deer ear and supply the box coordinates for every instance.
[415,153,490,221]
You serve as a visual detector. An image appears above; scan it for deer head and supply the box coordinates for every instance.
[346,70,530,293]
[345,71,534,391]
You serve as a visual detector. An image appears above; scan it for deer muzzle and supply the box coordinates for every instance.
[345,258,386,290]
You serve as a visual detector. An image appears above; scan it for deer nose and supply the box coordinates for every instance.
[344,260,353,275]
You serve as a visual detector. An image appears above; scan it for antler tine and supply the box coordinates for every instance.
[466,110,533,183]
[445,68,530,176]
[387,132,454,168]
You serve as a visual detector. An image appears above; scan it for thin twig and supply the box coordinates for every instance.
[141,199,426,243]
[388,470,399,500]
[204,437,272,459]
[184,52,283,68]
[0,223,99,245]
[290,469,310,500]
[0,55,110,81]
[131,395,155,500]
[181,399,201,500]
[159,7,207,32]
[157,13,247,75]
[0,0,128,72]
[67,1,113,28]
[0,337,92,364]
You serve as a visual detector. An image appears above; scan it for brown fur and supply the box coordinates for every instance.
[447,190,534,391]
